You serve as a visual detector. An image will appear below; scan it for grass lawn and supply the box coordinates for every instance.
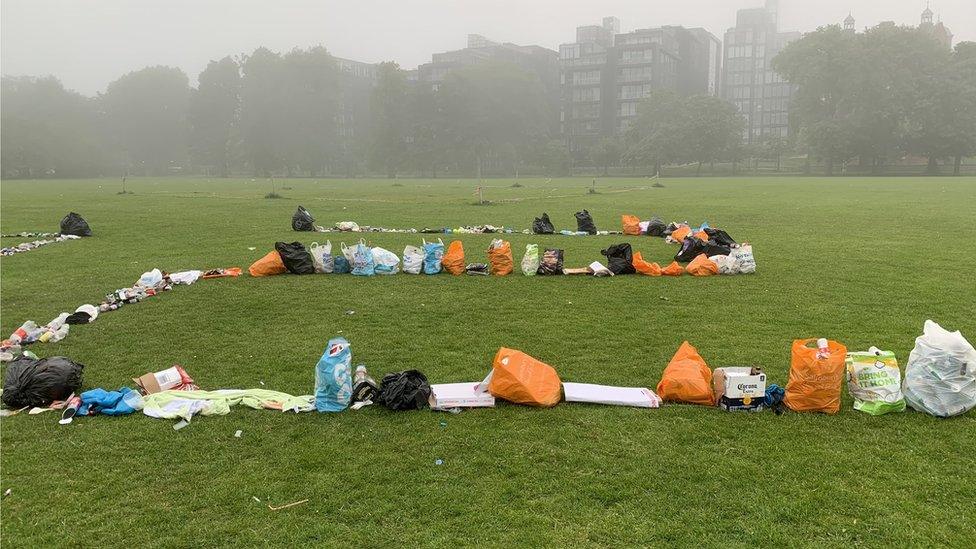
[1,176,975,547]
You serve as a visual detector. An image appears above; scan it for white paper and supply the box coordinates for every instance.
[430,382,495,408]
[563,383,660,408]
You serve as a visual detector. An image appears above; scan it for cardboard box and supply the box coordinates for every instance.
[429,382,495,409]
[713,367,766,412]
[132,365,197,395]
[563,383,661,408]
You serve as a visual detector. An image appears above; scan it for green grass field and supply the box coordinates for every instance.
[1,176,975,547]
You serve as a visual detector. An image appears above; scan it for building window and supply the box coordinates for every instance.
[572,87,600,102]
[619,84,652,100]
[572,70,601,85]
[619,101,638,116]
[619,66,652,81]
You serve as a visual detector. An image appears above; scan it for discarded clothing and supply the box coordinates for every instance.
[143,389,315,422]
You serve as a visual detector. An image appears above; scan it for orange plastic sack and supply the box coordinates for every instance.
[622,215,641,236]
[442,240,466,275]
[784,339,848,414]
[686,254,718,276]
[656,341,714,405]
[662,261,684,276]
[489,347,562,407]
[202,267,242,279]
[248,251,287,277]
[488,240,513,276]
[632,252,662,276]
[670,225,691,243]
[693,229,709,241]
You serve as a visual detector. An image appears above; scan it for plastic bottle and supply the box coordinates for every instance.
[46,313,70,331]
[816,338,830,360]
[59,395,82,424]
[9,321,38,344]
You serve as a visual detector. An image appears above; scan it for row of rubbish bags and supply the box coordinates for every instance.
[249,238,755,278]
[3,320,974,423]
[1,212,92,256]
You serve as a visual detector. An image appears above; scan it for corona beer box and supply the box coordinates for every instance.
[713,367,766,411]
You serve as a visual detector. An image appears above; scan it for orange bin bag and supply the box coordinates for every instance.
[442,240,466,275]
[670,225,691,243]
[622,215,642,235]
[685,254,718,276]
[632,251,662,276]
[488,240,513,276]
[693,229,709,241]
[661,261,684,276]
[784,339,848,414]
[489,347,562,407]
[248,251,286,277]
[656,341,714,405]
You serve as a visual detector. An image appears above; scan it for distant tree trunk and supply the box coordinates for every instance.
[696,161,702,176]
[825,158,834,176]
[954,155,962,176]
[654,161,661,176]
[775,154,781,172]
[732,160,737,175]
[602,162,609,176]
[802,158,810,175]
[926,156,938,175]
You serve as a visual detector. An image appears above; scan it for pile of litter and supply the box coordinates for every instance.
[3,321,972,425]
[0,266,241,363]
[1,212,92,256]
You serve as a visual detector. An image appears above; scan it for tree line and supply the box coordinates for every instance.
[1,24,973,179]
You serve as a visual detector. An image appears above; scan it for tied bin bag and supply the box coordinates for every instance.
[292,205,316,232]
[377,370,431,411]
[622,215,641,236]
[532,213,555,234]
[784,339,847,414]
[488,239,513,276]
[275,241,316,274]
[249,250,287,277]
[656,341,714,405]
[1,356,85,408]
[902,320,976,417]
[575,209,597,234]
[489,348,561,407]
[59,212,92,237]
[442,240,466,275]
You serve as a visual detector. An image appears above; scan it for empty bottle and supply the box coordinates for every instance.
[351,365,378,403]
[816,338,831,360]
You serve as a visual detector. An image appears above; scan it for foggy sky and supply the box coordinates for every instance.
[2,0,973,95]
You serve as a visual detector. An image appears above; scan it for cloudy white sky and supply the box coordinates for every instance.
[2,0,973,95]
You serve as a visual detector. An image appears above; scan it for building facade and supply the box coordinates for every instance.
[559,17,722,158]
[722,0,799,144]
[918,6,953,50]
[335,57,378,173]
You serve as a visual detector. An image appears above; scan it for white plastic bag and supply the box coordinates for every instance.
[372,247,400,275]
[710,254,732,275]
[403,245,423,274]
[903,320,976,418]
[336,221,360,232]
[727,244,756,274]
[309,241,333,274]
[137,268,163,287]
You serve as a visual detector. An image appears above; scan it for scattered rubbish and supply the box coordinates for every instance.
[345,310,356,315]
[3,489,10,498]
[351,365,379,403]
[234,430,243,438]
[173,419,190,430]
[435,459,443,466]
[429,382,495,409]
[248,247,256,251]
[268,499,309,511]
[133,365,197,395]
[439,419,448,427]
[59,212,92,237]
[657,341,714,406]
[489,348,561,407]
[563,383,662,408]
[252,496,261,503]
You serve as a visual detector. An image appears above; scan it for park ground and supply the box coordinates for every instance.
[1,176,975,547]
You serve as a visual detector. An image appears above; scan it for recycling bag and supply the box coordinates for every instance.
[442,240,466,275]
[315,338,353,412]
[350,239,376,276]
[309,241,333,273]
[422,239,444,274]
[403,245,424,274]
[845,348,905,415]
[784,339,847,414]
[521,244,539,276]
[372,247,400,275]
[488,239,513,276]
[902,320,976,417]
[249,250,287,277]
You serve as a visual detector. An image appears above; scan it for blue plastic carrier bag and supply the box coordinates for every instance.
[315,337,353,412]
[350,239,376,276]
[423,238,444,274]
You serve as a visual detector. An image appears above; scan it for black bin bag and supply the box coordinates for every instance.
[575,209,597,234]
[377,370,431,411]
[1,356,85,408]
[60,212,92,237]
[601,243,636,274]
[292,206,316,232]
[274,241,315,274]
[532,213,555,234]
[704,228,736,247]
[646,216,666,237]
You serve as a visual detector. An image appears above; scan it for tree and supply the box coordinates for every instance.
[589,137,621,176]
[538,139,572,176]
[904,41,976,174]
[100,66,190,175]
[1,76,107,177]
[625,90,684,175]
[675,95,744,175]
[368,62,409,178]
[279,47,339,176]
[437,61,551,178]
[188,57,241,176]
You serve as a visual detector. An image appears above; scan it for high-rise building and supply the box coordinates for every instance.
[722,0,800,144]
[559,17,721,157]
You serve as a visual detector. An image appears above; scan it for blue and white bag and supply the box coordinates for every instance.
[422,238,444,275]
[372,247,400,275]
[315,337,353,412]
[403,245,423,274]
[350,239,376,276]
[310,241,334,274]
